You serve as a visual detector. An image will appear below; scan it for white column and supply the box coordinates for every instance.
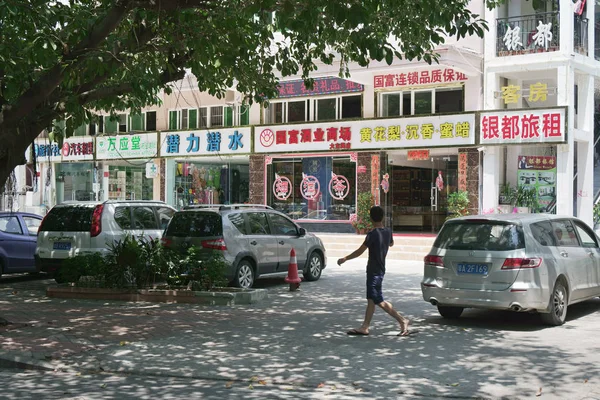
[556,65,574,216]
[586,0,594,59]
[363,84,375,118]
[483,6,498,61]
[481,146,499,213]
[577,140,593,225]
[102,164,109,201]
[559,0,574,55]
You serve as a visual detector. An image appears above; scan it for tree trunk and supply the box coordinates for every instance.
[0,127,37,190]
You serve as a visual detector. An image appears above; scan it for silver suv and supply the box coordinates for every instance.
[36,200,176,279]
[161,205,326,288]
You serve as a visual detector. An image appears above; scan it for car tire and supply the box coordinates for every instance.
[437,305,464,319]
[303,252,323,282]
[541,280,568,326]
[233,260,255,289]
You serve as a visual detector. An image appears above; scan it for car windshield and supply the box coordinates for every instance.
[39,206,95,232]
[434,220,525,251]
[165,212,222,237]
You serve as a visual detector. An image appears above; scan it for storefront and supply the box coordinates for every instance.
[55,137,96,202]
[160,127,251,209]
[96,132,159,201]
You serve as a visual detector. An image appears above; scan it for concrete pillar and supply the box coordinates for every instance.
[101,164,109,201]
[559,0,574,55]
[555,65,574,216]
[577,140,593,225]
[458,148,480,215]
[481,146,499,213]
[249,154,266,204]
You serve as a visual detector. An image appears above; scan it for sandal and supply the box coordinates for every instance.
[346,329,369,336]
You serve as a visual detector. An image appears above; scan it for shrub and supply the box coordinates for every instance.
[352,192,374,232]
[446,191,470,220]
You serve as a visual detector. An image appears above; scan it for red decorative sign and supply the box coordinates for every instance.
[479,108,566,145]
[371,155,380,205]
[407,150,430,161]
[357,165,367,174]
[329,172,350,200]
[277,77,364,98]
[374,68,468,89]
[458,153,468,191]
[300,173,320,200]
[273,173,292,200]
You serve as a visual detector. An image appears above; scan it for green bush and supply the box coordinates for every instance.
[352,192,374,232]
[56,252,106,285]
[167,247,228,291]
[446,191,470,220]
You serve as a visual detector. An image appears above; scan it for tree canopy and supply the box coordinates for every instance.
[0,0,501,187]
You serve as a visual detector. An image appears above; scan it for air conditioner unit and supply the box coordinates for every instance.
[225,89,237,103]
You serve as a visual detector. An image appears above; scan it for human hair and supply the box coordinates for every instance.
[370,206,384,223]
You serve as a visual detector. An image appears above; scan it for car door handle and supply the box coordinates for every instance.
[560,251,568,258]
[278,241,285,245]
[250,240,257,246]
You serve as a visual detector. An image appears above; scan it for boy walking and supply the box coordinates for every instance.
[337,206,410,336]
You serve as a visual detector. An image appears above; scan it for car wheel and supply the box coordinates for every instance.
[303,252,322,281]
[541,280,568,326]
[233,260,254,289]
[437,305,464,319]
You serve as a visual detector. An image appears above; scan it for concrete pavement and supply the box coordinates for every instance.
[1,259,600,399]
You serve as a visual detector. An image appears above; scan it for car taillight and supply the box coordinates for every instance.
[38,213,49,234]
[501,258,542,270]
[201,238,227,251]
[424,255,444,267]
[161,238,172,247]
[90,204,104,237]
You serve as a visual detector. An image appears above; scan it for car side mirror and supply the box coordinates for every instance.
[298,227,307,237]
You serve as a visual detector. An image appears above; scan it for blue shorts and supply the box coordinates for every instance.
[366,274,384,305]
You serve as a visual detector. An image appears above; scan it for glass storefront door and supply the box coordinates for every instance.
[56,162,95,202]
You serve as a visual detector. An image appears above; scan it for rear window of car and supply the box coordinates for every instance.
[228,213,247,234]
[165,212,222,237]
[39,206,95,232]
[434,221,525,251]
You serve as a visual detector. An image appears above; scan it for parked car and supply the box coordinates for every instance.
[36,201,176,280]
[0,212,43,277]
[161,204,326,288]
[421,214,600,326]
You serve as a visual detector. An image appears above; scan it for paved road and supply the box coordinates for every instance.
[1,260,600,399]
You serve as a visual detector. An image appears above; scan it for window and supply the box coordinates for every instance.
[228,213,247,234]
[434,221,525,250]
[211,106,224,127]
[22,216,41,236]
[247,212,270,235]
[114,207,132,229]
[132,206,158,230]
[380,87,464,117]
[118,114,127,132]
[435,88,463,113]
[199,108,208,128]
[89,122,97,136]
[146,111,157,131]
[550,220,580,247]
[530,221,556,246]
[39,206,94,232]
[130,114,144,131]
[104,116,118,134]
[267,103,284,124]
[288,100,307,122]
[74,123,87,137]
[269,214,298,236]
[238,105,250,125]
[414,91,433,115]
[181,109,188,130]
[97,115,104,133]
[156,207,175,230]
[316,98,336,121]
[0,216,22,235]
[169,110,178,130]
[341,95,361,119]
[402,92,411,115]
[177,108,198,129]
[166,212,223,237]
[574,222,597,248]
[381,93,401,117]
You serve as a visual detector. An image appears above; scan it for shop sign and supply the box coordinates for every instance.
[407,150,430,161]
[371,155,380,205]
[479,108,566,145]
[146,162,159,179]
[501,82,550,105]
[502,21,554,53]
[329,172,350,200]
[273,173,292,200]
[255,114,476,153]
[300,173,320,200]
[277,77,363,98]
[160,128,250,157]
[518,155,556,213]
[374,68,467,89]
[33,140,61,162]
[458,153,468,191]
[96,133,158,160]
[61,137,94,161]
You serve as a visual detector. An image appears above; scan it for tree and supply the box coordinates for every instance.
[0,0,500,186]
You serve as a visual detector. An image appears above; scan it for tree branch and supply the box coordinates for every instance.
[132,0,215,11]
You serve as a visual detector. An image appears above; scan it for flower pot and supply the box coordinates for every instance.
[516,207,530,214]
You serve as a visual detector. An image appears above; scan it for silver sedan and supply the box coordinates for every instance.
[421,214,600,326]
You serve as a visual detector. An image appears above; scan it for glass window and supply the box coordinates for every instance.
[199,108,208,128]
[114,207,132,229]
[131,114,143,131]
[156,207,175,230]
[316,98,336,121]
[22,216,41,236]
[0,216,23,235]
[247,212,270,235]
[228,213,247,234]
[239,105,250,125]
[402,92,411,115]
[104,116,117,133]
[381,93,401,117]
[574,222,597,248]
[530,221,557,246]
[269,213,298,236]
[434,221,525,250]
[169,111,178,130]
[435,88,464,113]
[188,109,198,129]
[550,220,580,247]
[341,95,361,119]
[414,91,432,115]
[267,103,283,124]
[287,100,306,122]
[210,106,224,127]
[118,114,127,132]
[39,206,94,232]
[166,212,223,237]
[181,109,189,129]
[146,111,157,131]
[132,206,158,230]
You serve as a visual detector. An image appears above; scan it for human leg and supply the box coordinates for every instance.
[378,301,410,334]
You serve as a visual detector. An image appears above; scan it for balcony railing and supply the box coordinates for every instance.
[497,12,560,57]
[574,16,588,56]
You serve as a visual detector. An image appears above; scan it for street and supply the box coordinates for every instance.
[1,258,600,399]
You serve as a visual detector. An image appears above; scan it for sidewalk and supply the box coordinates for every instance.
[2,259,600,399]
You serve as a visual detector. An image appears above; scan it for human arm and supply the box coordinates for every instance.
[337,245,368,265]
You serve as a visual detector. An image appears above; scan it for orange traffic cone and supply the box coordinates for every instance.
[284,248,301,291]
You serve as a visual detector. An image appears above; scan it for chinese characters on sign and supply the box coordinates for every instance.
[277,77,364,98]
[34,141,61,162]
[96,133,158,160]
[458,153,468,192]
[328,172,350,200]
[501,82,549,104]
[62,138,94,161]
[300,173,320,200]
[273,174,292,200]
[501,20,555,53]
[159,128,249,157]
[373,68,467,89]
[255,114,476,153]
[407,150,430,161]
[479,108,566,145]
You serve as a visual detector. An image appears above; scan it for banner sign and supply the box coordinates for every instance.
[277,77,363,98]
[479,108,566,145]
[407,150,430,161]
[61,137,94,161]
[254,114,476,153]
[518,155,556,213]
[96,133,158,160]
[374,68,467,89]
[160,127,250,157]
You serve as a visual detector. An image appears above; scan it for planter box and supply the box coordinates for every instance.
[46,286,268,306]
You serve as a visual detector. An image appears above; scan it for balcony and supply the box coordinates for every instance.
[574,16,588,56]
[497,12,560,57]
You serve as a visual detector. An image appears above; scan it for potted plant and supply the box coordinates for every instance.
[515,186,539,213]
[499,182,515,205]
[352,192,374,234]
[446,191,470,220]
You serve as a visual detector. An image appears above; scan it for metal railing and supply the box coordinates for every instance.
[574,17,588,56]
[496,12,560,56]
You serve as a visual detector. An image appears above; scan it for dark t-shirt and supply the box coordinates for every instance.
[364,228,394,275]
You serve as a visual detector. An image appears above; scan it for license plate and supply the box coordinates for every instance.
[53,242,72,251]
[457,263,488,275]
